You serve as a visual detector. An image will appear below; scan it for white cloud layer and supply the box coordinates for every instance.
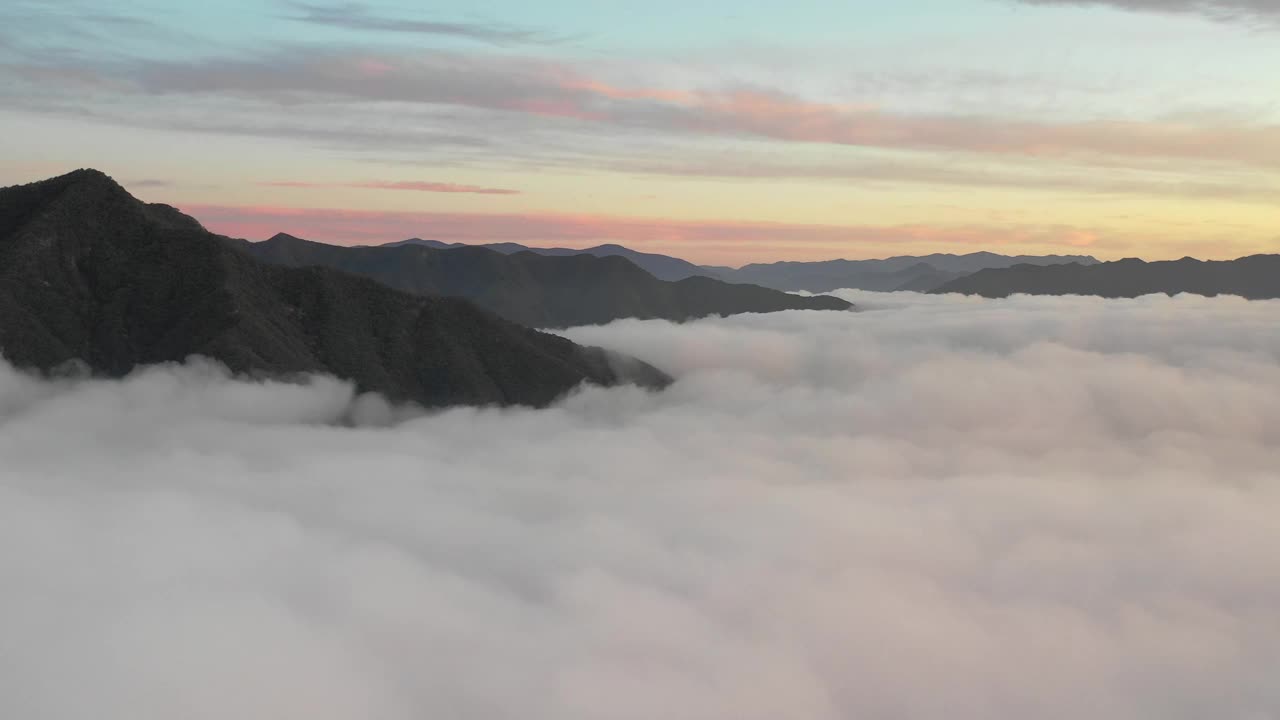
[3,291,1280,719]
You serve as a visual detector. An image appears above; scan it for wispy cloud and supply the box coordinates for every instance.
[5,32,1279,173]
[261,180,520,195]
[0,2,193,56]
[609,153,1280,201]
[8,83,1272,202]
[1011,0,1280,24]
[119,49,1280,170]
[286,2,570,45]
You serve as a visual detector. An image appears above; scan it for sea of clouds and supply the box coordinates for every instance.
[2,291,1279,719]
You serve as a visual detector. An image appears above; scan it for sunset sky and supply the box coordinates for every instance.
[1,0,1277,264]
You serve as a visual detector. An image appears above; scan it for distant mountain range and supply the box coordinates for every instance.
[371,238,1280,299]
[379,239,1101,294]
[247,234,852,328]
[4,170,1270,414]
[0,170,669,407]
[932,256,1280,299]
[371,239,1279,301]
[713,252,1102,293]
[383,239,713,282]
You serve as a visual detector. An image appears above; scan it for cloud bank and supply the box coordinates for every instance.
[2,293,1279,719]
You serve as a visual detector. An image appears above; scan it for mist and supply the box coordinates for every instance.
[2,291,1279,719]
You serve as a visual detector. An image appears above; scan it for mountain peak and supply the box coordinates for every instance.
[16,168,141,215]
[382,238,455,249]
[59,167,115,183]
[54,168,128,194]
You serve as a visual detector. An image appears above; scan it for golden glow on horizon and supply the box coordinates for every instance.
[2,104,1277,265]
[177,159,1277,264]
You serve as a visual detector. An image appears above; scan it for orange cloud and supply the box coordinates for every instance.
[359,181,519,194]
[259,180,520,195]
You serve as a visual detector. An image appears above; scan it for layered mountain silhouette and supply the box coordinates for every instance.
[384,239,713,282]
[241,234,852,328]
[374,240,1107,295]
[932,256,1280,299]
[0,170,670,407]
[714,252,1101,293]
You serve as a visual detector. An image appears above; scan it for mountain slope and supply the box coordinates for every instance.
[931,256,1280,299]
[719,252,1100,293]
[381,239,717,282]
[891,265,969,293]
[0,170,669,407]
[246,234,852,328]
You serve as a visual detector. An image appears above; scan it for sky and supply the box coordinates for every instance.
[1,0,1277,264]
[4,292,1280,718]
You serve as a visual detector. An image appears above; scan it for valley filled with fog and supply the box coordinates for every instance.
[2,291,1278,719]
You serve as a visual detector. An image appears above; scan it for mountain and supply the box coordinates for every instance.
[757,261,968,294]
[931,255,1280,299]
[717,252,1101,293]
[378,239,717,282]
[551,244,718,282]
[375,242,1102,294]
[245,234,852,328]
[889,264,969,293]
[0,170,669,407]
[384,238,455,250]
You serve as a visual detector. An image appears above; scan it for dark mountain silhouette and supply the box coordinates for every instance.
[715,252,1100,293]
[932,255,1280,299]
[0,170,670,407]
[375,241,1100,294]
[244,234,852,328]
[384,238,455,250]
[381,238,716,282]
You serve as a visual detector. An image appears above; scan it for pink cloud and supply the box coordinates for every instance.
[638,89,1280,170]
[132,50,1280,170]
[355,58,395,78]
[558,77,696,104]
[446,64,1280,170]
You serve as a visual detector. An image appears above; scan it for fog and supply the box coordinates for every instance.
[2,291,1279,719]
